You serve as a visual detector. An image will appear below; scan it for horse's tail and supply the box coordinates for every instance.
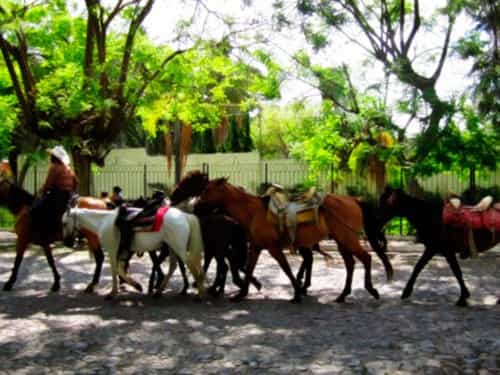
[185,213,206,291]
[356,199,393,281]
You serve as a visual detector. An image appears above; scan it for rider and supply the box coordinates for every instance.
[31,145,78,244]
[110,186,125,207]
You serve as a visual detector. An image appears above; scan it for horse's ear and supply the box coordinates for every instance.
[387,191,397,206]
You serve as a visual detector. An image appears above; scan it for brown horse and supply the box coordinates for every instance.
[0,179,107,292]
[199,177,380,303]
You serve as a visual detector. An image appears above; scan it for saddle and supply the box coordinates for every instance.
[443,196,499,258]
[116,201,169,233]
[443,196,500,231]
[264,184,326,245]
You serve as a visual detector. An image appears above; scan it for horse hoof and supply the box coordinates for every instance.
[369,288,380,300]
[300,287,308,296]
[133,283,143,293]
[104,293,115,300]
[179,289,188,296]
[51,284,60,293]
[335,295,347,303]
[290,295,302,303]
[401,289,412,300]
[254,281,262,291]
[230,292,246,302]
[3,283,13,291]
[456,298,468,307]
[152,291,162,299]
[84,285,95,293]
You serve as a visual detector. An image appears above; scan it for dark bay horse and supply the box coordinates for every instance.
[0,179,107,292]
[378,187,499,306]
[199,177,381,303]
[171,176,262,297]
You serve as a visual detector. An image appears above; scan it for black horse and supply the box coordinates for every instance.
[378,186,499,306]
[170,173,262,297]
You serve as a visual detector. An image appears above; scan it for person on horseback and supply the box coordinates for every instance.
[111,186,124,207]
[31,146,78,244]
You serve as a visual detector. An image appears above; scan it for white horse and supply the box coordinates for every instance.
[62,207,206,299]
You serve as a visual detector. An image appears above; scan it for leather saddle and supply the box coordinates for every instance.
[264,184,326,245]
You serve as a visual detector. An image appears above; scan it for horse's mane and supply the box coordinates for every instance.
[170,170,209,205]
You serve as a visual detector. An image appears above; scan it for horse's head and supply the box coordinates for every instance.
[170,170,209,205]
[62,208,78,247]
[378,186,406,223]
[199,177,229,205]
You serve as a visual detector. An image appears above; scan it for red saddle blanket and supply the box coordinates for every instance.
[443,204,500,231]
[152,206,170,231]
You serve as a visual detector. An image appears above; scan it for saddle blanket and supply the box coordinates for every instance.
[443,204,500,231]
[152,206,170,231]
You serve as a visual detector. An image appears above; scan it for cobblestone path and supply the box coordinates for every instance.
[0,239,499,374]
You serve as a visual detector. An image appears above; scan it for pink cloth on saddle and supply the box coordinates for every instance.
[152,206,170,231]
[443,204,500,231]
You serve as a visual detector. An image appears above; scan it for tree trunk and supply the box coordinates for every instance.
[173,120,183,185]
[72,151,92,196]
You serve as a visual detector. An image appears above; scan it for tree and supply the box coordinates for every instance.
[0,0,187,193]
[291,0,463,164]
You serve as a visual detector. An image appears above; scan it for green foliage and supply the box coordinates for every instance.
[413,104,499,176]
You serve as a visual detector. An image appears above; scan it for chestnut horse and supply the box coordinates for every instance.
[378,187,500,306]
[0,179,107,292]
[199,177,381,303]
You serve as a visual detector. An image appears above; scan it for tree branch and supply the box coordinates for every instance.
[402,0,420,55]
[431,15,454,83]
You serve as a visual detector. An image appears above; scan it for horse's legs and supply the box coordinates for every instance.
[230,245,261,302]
[84,246,104,293]
[117,260,143,293]
[41,245,61,292]
[443,250,470,307]
[148,251,160,295]
[154,253,178,297]
[297,247,313,295]
[367,231,393,281]
[268,246,302,303]
[336,247,355,303]
[106,255,119,300]
[350,240,379,299]
[178,259,189,295]
[3,238,29,291]
[209,256,228,297]
[401,247,436,300]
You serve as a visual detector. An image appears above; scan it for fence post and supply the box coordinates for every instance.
[264,163,268,185]
[34,165,37,193]
[143,163,147,197]
[330,163,334,193]
[399,168,404,236]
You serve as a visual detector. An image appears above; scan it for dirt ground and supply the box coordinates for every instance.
[0,237,499,374]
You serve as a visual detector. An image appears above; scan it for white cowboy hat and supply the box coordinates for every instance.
[47,145,70,166]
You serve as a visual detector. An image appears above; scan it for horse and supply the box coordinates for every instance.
[174,197,262,297]
[171,171,392,298]
[0,178,107,293]
[62,206,206,299]
[198,177,381,303]
[126,195,189,295]
[378,186,500,306]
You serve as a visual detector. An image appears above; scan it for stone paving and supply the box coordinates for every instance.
[0,237,499,374]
